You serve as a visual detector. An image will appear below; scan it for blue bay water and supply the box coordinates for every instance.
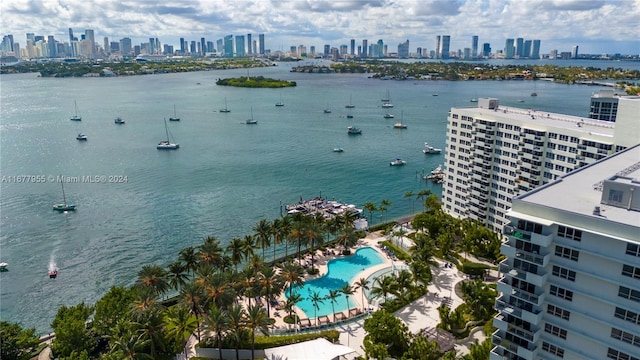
[0,60,632,333]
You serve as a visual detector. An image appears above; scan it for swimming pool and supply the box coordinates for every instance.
[288,246,384,319]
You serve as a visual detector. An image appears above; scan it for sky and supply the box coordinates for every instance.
[1,0,639,55]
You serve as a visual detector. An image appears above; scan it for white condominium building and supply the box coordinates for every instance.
[492,144,640,360]
[443,97,639,232]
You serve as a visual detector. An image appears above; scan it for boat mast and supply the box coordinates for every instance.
[164,118,170,142]
[61,177,67,206]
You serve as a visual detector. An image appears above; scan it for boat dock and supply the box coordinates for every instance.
[285,197,363,220]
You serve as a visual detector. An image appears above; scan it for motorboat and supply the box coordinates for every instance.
[470,98,478,103]
[346,114,354,119]
[531,92,538,97]
[0,262,8,271]
[423,142,442,154]
[389,158,406,166]
[333,147,344,152]
[393,122,407,129]
[383,113,394,119]
[76,133,88,141]
[114,117,125,124]
[49,269,58,279]
[382,102,393,108]
[347,126,362,134]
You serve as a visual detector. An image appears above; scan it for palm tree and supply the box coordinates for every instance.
[379,199,392,222]
[395,269,414,300]
[178,246,198,278]
[354,277,370,312]
[109,327,152,360]
[204,273,235,310]
[279,215,293,260]
[136,264,169,298]
[335,226,358,254]
[136,308,166,359]
[309,290,325,326]
[271,217,283,263]
[236,268,258,306]
[167,261,189,292]
[363,201,378,223]
[305,222,324,272]
[289,219,307,261]
[278,261,305,295]
[283,292,302,324]
[165,304,197,358]
[416,189,432,212]
[371,276,395,304]
[225,304,246,360]
[226,237,245,273]
[130,287,162,321]
[240,235,256,260]
[245,304,270,360]
[253,219,272,260]
[325,289,340,322]
[340,284,354,314]
[257,266,282,318]
[203,303,227,360]
[404,191,415,214]
[179,282,205,341]
[198,236,224,268]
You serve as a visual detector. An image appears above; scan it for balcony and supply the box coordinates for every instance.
[497,278,544,306]
[490,345,522,360]
[491,331,536,360]
[500,242,550,267]
[499,262,548,288]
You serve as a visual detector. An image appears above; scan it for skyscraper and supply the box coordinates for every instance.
[258,34,265,55]
[472,35,478,58]
[323,44,330,56]
[120,37,132,56]
[85,29,95,59]
[523,40,532,59]
[572,45,579,59]
[103,37,109,55]
[224,35,233,57]
[516,37,524,57]
[440,35,450,59]
[362,39,368,57]
[180,38,185,55]
[505,38,515,59]
[377,39,384,57]
[492,143,640,360]
[68,28,74,44]
[47,35,56,58]
[435,36,441,59]
[244,34,251,55]
[397,39,409,59]
[350,39,355,55]
[235,35,245,57]
[201,37,206,56]
[531,40,541,59]
[482,43,491,57]
[149,37,155,54]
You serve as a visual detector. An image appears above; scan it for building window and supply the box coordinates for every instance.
[552,265,576,281]
[622,265,640,280]
[542,341,565,358]
[547,304,571,320]
[619,286,640,302]
[615,307,640,325]
[607,348,640,360]
[557,226,582,241]
[550,285,573,301]
[555,245,579,261]
[609,189,624,203]
[611,328,640,347]
[545,323,568,339]
[627,243,640,257]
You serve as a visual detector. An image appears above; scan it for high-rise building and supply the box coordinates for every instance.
[572,45,579,59]
[350,39,355,55]
[435,36,441,59]
[472,35,479,59]
[200,37,206,56]
[442,97,638,232]
[224,35,233,57]
[505,38,515,59]
[103,37,109,55]
[376,39,384,57]
[531,40,541,59]
[491,143,640,360]
[216,39,223,54]
[149,37,155,54]
[440,35,450,59]
[120,37,132,56]
[523,40,532,59]
[482,43,491,57]
[190,41,196,55]
[362,39,368,57]
[589,90,631,122]
[235,35,245,57]
[339,44,348,55]
[309,46,315,57]
[516,37,524,57]
[258,34,265,55]
[397,39,409,59]
[323,44,330,56]
[180,38,185,55]
[47,35,56,58]
[247,34,252,55]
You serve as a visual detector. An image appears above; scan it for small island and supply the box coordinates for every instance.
[216,75,296,88]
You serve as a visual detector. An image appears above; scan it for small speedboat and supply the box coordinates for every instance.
[333,147,344,152]
[76,133,87,141]
[49,269,58,279]
[114,117,125,124]
[347,126,362,134]
[346,114,354,119]
[393,122,407,129]
[423,142,442,154]
[383,113,394,119]
[0,262,8,271]
[389,158,406,166]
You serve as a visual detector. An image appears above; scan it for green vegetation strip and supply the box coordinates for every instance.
[216,76,296,88]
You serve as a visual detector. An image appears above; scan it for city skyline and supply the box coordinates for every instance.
[1,0,639,55]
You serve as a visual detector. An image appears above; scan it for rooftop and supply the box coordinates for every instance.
[517,144,640,229]
[454,98,617,138]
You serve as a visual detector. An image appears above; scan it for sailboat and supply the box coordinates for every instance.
[323,104,331,113]
[345,95,355,108]
[381,89,393,108]
[393,111,407,129]
[157,118,179,149]
[169,104,180,121]
[220,97,231,113]
[53,177,76,212]
[275,93,284,107]
[246,108,257,124]
[70,100,82,121]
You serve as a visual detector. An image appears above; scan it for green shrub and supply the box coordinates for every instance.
[251,330,340,349]
[461,261,489,276]
[380,240,411,261]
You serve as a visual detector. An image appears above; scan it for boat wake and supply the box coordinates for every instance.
[49,256,57,272]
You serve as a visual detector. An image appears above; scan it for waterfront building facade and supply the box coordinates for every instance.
[442,97,639,232]
[589,90,629,122]
[491,144,640,360]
